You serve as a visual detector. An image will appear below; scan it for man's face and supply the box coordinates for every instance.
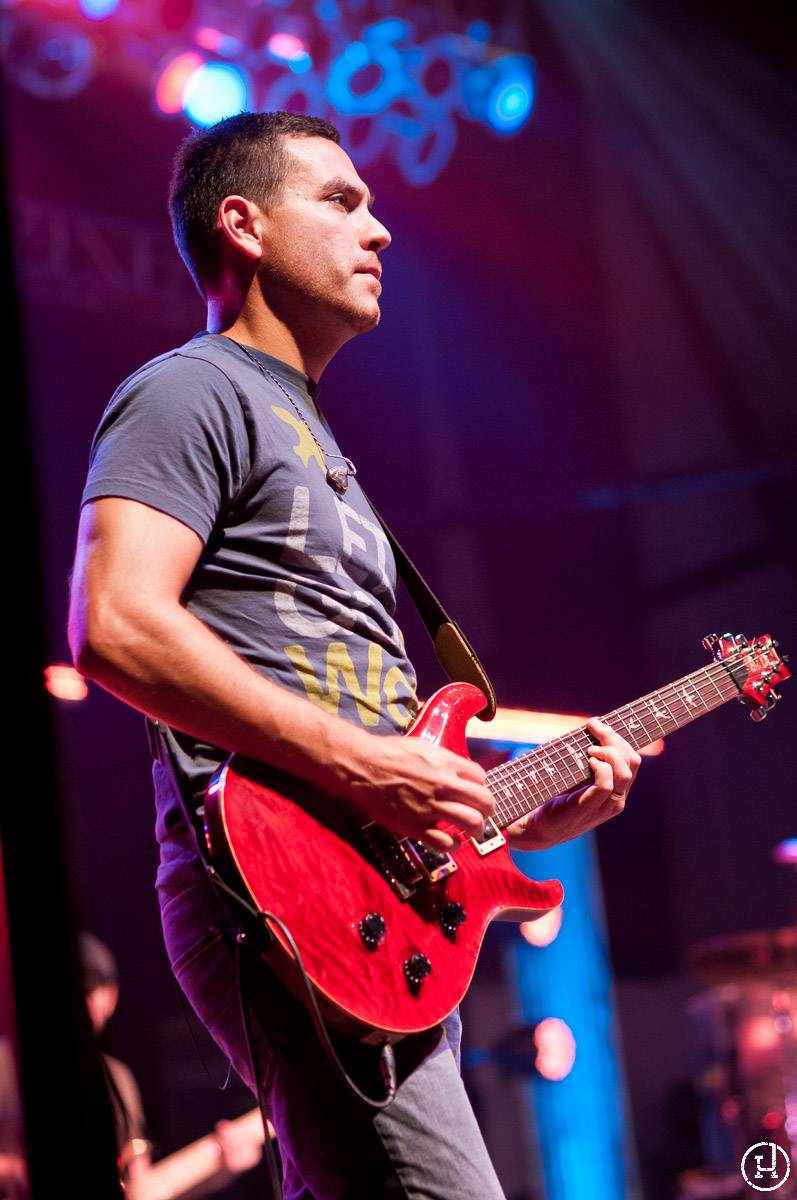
[257,136,391,337]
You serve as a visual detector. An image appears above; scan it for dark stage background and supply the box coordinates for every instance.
[4,1,796,1197]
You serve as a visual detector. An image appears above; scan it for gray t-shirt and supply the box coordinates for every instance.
[82,333,418,851]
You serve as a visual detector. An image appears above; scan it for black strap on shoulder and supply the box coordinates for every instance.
[365,499,496,722]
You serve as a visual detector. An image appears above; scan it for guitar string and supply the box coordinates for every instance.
[488,682,723,820]
[484,649,770,827]
[488,652,751,788]
[488,666,760,827]
[420,645,777,835]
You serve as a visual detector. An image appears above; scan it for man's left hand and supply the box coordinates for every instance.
[504,719,641,851]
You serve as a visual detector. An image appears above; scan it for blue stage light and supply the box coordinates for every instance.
[13,22,94,98]
[182,62,248,127]
[314,0,338,19]
[266,33,313,74]
[466,21,491,44]
[488,78,533,131]
[344,41,369,67]
[464,53,535,134]
[79,0,122,18]
[327,24,411,116]
[288,53,313,74]
[8,0,536,186]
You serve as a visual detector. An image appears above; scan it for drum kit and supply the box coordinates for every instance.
[684,923,796,1194]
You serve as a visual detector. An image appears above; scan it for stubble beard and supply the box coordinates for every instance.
[260,250,381,344]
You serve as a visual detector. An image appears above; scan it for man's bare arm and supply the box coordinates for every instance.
[68,497,493,849]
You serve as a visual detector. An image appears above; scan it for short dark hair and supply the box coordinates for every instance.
[79,932,118,992]
[169,110,341,297]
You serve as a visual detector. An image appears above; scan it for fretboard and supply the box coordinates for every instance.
[486,655,748,830]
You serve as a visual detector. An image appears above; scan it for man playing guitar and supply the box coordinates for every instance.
[69,111,640,1199]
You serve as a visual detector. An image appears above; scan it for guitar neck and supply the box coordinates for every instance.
[486,656,747,831]
[128,1109,265,1200]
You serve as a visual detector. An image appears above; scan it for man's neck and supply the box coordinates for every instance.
[206,299,345,383]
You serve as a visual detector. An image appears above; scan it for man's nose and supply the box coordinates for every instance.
[363,214,391,252]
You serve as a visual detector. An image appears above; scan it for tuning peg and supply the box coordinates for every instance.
[703,634,719,656]
[750,708,767,722]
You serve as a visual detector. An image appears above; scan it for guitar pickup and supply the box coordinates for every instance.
[470,818,505,857]
[404,840,457,883]
[361,823,422,900]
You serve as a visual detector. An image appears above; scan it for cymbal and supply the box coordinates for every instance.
[686,927,797,985]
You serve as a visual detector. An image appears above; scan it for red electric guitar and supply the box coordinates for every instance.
[204,633,788,1042]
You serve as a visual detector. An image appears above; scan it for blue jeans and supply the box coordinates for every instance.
[157,845,506,1200]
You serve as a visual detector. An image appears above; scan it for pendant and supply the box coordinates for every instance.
[326,466,350,495]
[326,457,357,496]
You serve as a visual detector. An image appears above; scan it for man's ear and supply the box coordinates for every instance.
[218,195,264,263]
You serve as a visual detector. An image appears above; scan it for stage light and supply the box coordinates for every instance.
[195,28,241,57]
[289,54,312,75]
[463,53,535,135]
[520,905,563,947]
[12,22,94,99]
[740,1015,780,1053]
[266,33,312,74]
[344,41,368,67]
[79,0,121,19]
[467,22,491,45]
[486,56,534,133]
[154,50,203,114]
[44,666,88,701]
[534,1017,576,1081]
[488,78,533,132]
[327,19,411,116]
[182,61,248,127]
[773,838,797,864]
[314,0,338,20]
[268,33,309,62]
[7,3,537,186]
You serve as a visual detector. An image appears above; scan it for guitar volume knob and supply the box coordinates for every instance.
[359,912,387,951]
[439,901,467,937]
[403,952,432,994]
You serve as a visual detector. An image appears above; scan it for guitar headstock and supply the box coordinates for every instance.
[703,633,790,721]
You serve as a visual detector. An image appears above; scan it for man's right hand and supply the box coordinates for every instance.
[337,731,494,850]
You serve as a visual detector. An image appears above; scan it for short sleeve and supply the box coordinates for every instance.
[82,352,250,544]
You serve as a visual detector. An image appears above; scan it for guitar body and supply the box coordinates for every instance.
[205,683,563,1042]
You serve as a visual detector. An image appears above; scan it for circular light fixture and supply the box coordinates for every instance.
[154,50,203,114]
[78,0,122,19]
[181,61,248,127]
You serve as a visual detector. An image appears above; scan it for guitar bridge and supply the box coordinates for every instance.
[405,839,457,884]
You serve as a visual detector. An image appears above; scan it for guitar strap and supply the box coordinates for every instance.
[364,496,496,722]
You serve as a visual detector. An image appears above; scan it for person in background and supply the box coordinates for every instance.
[80,932,264,1195]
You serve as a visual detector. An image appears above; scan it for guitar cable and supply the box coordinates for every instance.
[235,933,285,1200]
[208,863,399,1112]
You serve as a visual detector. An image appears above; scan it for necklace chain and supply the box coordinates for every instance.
[232,340,357,496]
